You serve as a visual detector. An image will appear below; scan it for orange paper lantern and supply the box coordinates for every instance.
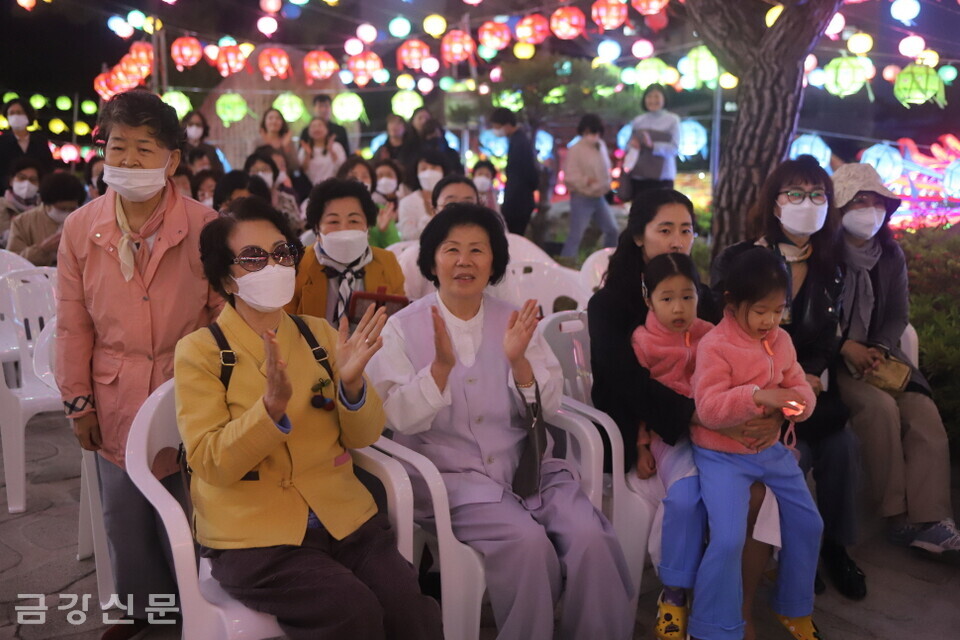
[216,45,246,77]
[515,14,550,45]
[129,42,154,75]
[632,0,670,16]
[303,50,339,83]
[550,7,586,40]
[397,39,432,71]
[479,21,512,51]
[592,0,628,31]
[440,30,476,65]
[347,51,383,87]
[93,72,114,100]
[258,47,291,80]
[171,36,203,71]
[119,54,143,81]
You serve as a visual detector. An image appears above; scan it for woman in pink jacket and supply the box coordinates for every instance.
[55,90,220,640]
[689,247,822,640]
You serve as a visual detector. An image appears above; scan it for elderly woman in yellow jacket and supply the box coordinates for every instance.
[287,178,404,324]
[174,196,442,640]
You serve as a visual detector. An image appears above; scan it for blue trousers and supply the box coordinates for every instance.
[690,444,823,640]
[651,438,706,589]
[561,194,619,258]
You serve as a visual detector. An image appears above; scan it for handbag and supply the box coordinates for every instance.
[846,352,912,395]
[512,383,547,499]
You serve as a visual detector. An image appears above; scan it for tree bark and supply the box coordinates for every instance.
[683,0,845,255]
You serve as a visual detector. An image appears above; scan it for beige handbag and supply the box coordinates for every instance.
[850,353,912,395]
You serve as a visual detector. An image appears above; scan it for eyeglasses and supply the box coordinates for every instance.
[778,189,828,206]
[231,242,299,272]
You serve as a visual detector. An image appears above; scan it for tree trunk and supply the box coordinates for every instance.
[683,0,845,255]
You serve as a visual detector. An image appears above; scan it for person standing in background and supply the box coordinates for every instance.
[562,114,619,259]
[0,98,53,189]
[625,84,680,198]
[311,94,350,155]
[490,108,539,237]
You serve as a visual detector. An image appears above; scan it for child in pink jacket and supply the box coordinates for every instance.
[630,253,712,639]
[689,247,823,640]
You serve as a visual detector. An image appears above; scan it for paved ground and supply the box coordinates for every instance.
[0,412,957,639]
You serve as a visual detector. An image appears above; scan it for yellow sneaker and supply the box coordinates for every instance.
[776,614,824,640]
[655,591,689,640]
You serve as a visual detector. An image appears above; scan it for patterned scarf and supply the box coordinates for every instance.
[115,193,165,282]
[314,242,373,322]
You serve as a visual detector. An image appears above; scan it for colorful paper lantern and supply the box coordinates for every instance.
[258,47,291,80]
[119,55,144,82]
[938,65,958,85]
[423,15,447,38]
[161,91,192,119]
[331,92,366,123]
[825,12,845,38]
[17,0,36,11]
[479,21,511,51]
[389,16,411,38]
[719,72,739,89]
[59,143,81,164]
[396,74,416,90]
[597,40,622,63]
[80,100,98,115]
[479,128,509,157]
[129,42,154,75]
[678,120,708,160]
[356,23,378,45]
[257,16,278,37]
[631,0,670,16]
[216,93,248,128]
[550,7,586,40]
[216,45,246,77]
[859,144,903,184]
[48,119,67,135]
[847,33,873,55]
[823,56,868,97]
[93,73,114,100]
[272,92,306,122]
[303,50,339,83]
[347,51,383,86]
[943,160,960,198]
[515,14,549,45]
[260,0,282,13]
[898,35,925,58]
[644,11,669,32]
[765,4,783,27]
[890,0,920,26]
[893,63,946,108]
[635,57,668,88]
[493,90,524,112]
[513,42,536,60]
[171,36,202,71]
[74,121,91,136]
[397,40,432,71]
[805,54,819,73]
[686,45,719,87]
[789,134,832,169]
[391,90,424,120]
[632,39,655,59]
[882,65,901,82]
[421,58,440,75]
[592,0,628,31]
[916,49,939,68]
[441,30,476,65]
[55,96,72,111]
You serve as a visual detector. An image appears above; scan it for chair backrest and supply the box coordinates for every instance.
[507,233,554,265]
[580,247,614,294]
[0,249,34,275]
[3,268,57,391]
[32,316,57,392]
[539,310,593,405]
[385,240,417,260]
[900,323,919,368]
[500,261,591,316]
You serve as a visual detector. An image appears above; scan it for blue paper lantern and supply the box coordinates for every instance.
[789,134,832,172]
[617,123,633,150]
[369,132,388,156]
[944,160,960,198]
[479,129,509,158]
[535,130,555,161]
[445,130,460,152]
[677,120,708,161]
[860,144,904,184]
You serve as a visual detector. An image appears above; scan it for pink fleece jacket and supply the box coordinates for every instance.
[691,311,816,455]
[632,313,714,398]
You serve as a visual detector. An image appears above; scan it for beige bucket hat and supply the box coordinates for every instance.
[832,162,902,216]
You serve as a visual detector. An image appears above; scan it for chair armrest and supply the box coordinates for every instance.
[352,444,415,563]
[560,396,627,513]
[547,404,604,510]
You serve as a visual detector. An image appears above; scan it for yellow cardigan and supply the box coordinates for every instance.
[286,245,405,319]
[174,303,385,548]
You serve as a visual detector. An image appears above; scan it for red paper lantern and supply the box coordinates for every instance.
[550,7,586,40]
[94,72,114,100]
[109,66,138,92]
[592,0,628,31]
[303,50,339,84]
[118,54,143,81]
[216,45,246,77]
[347,51,383,87]
[441,30,476,65]
[129,42,154,75]
[644,11,669,32]
[515,14,550,45]
[478,21,511,51]
[397,39,432,71]
[258,47,291,80]
[631,0,670,15]
[171,36,202,71]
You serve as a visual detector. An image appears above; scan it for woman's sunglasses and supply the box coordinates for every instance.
[232,242,299,272]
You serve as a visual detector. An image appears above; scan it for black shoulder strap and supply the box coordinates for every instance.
[289,314,335,380]
[207,322,237,389]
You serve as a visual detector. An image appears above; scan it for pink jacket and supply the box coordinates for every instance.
[55,183,221,471]
[691,311,816,455]
[631,313,714,398]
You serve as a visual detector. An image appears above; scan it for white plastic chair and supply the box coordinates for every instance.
[579,247,614,294]
[507,233,554,265]
[0,267,62,513]
[374,406,603,640]
[0,248,34,273]
[385,239,417,260]
[900,323,919,368]
[499,260,591,316]
[126,379,416,640]
[0,251,34,382]
[538,310,660,611]
[32,317,116,609]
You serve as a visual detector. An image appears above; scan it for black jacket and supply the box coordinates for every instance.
[0,131,54,189]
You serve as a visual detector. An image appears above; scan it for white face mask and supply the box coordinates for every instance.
[46,206,71,224]
[186,125,204,142]
[376,177,398,195]
[103,160,170,203]
[779,200,828,237]
[418,169,443,193]
[473,176,492,193]
[201,196,214,208]
[842,206,885,240]
[11,179,38,200]
[319,229,369,265]
[7,114,29,131]
[254,171,274,189]
[276,170,289,185]
[232,264,295,312]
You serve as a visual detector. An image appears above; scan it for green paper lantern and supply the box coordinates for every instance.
[938,64,958,85]
[823,56,868,98]
[80,100,98,115]
[493,90,524,112]
[894,63,947,108]
[2,92,19,103]
[216,93,249,128]
[272,92,306,123]
[161,91,193,120]
[635,57,668,89]
[544,86,567,105]
[29,94,47,110]
[439,77,456,92]
[391,90,424,120]
[56,96,72,111]
[331,92,366,124]
[478,45,498,62]
[686,45,719,88]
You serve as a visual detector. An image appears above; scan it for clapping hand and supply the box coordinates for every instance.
[263,329,292,422]
[503,299,539,366]
[430,305,456,392]
[337,305,388,402]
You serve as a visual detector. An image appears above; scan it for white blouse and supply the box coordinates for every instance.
[396,190,433,241]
